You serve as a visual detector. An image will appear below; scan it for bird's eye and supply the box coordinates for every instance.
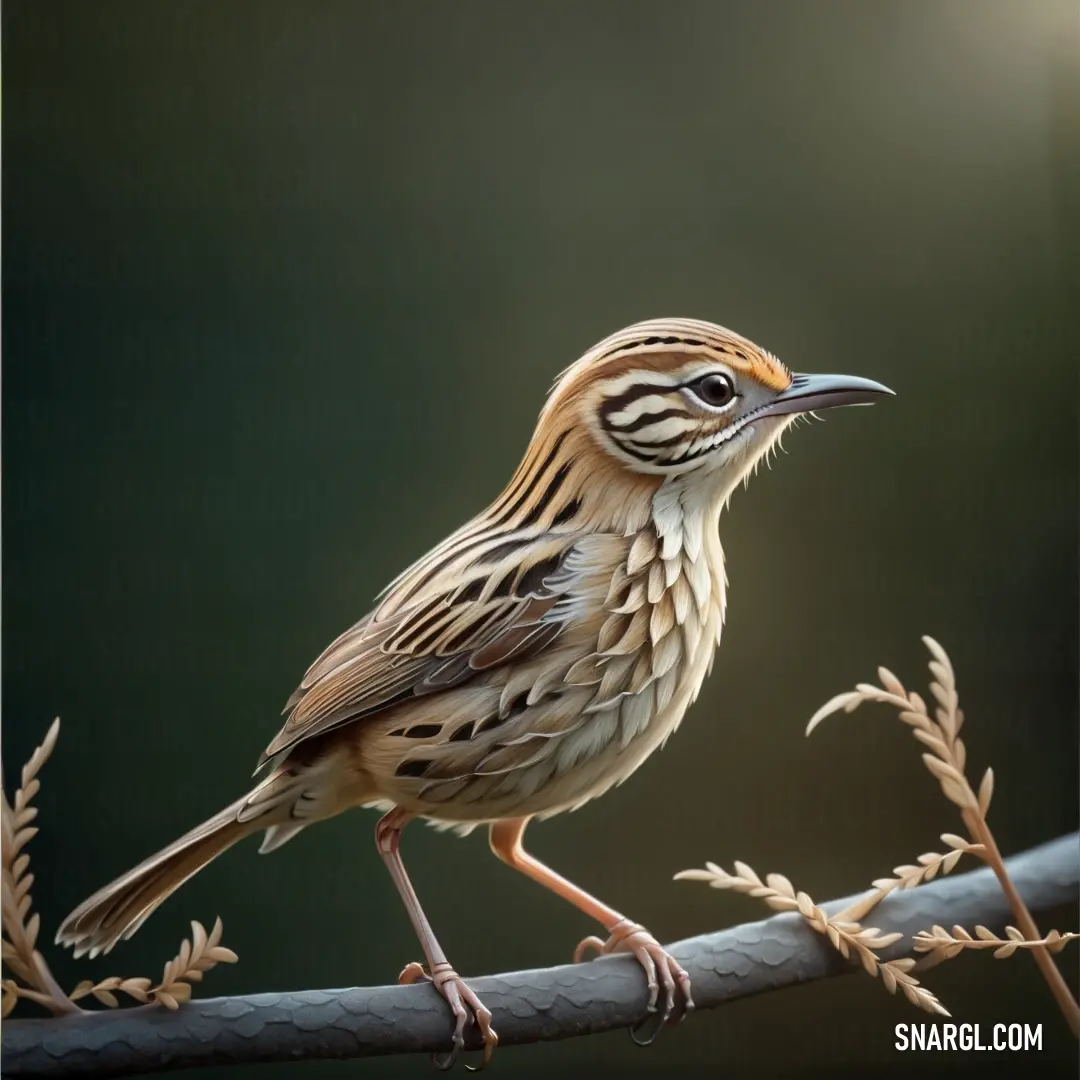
[688,373,736,409]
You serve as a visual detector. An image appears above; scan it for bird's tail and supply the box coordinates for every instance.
[55,793,273,959]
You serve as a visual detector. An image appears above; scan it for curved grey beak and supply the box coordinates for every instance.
[758,372,894,419]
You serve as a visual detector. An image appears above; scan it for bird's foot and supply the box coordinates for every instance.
[398,961,498,1070]
[574,919,693,1044]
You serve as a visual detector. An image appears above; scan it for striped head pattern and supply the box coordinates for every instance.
[480,318,891,539]
[556,318,794,477]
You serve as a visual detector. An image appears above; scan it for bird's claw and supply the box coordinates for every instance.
[573,919,693,1043]
[398,960,498,1070]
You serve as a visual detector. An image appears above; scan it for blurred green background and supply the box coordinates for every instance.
[4,1,1077,1077]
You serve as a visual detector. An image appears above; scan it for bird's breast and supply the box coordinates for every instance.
[542,507,726,810]
[365,506,726,827]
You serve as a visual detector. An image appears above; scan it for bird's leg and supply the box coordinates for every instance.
[488,816,692,1040]
[375,808,497,1070]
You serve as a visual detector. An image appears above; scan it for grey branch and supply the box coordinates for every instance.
[4,834,1077,1077]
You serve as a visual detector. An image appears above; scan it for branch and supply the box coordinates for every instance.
[4,833,1076,1077]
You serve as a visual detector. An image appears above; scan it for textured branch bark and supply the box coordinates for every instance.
[4,834,1077,1077]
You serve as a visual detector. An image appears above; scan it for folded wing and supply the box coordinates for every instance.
[258,530,593,765]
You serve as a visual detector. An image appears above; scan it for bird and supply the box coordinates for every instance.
[57,318,892,1069]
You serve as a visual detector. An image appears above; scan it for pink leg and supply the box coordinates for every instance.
[376,808,497,1070]
[489,816,693,1035]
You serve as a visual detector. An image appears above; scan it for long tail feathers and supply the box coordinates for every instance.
[56,795,266,959]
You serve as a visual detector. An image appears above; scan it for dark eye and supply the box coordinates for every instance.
[688,372,736,408]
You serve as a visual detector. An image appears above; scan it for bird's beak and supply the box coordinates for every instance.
[757,372,895,419]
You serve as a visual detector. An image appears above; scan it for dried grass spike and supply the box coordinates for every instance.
[2,718,80,1016]
[149,918,238,1010]
[912,925,1079,959]
[2,719,238,1019]
[678,858,954,1016]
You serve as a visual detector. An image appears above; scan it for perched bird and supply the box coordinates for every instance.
[57,318,892,1068]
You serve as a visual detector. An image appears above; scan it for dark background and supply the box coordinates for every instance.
[4,2,1077,1077]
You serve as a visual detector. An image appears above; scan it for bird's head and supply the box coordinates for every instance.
[494,319,892,535]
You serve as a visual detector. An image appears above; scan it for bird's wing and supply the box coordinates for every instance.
[259,528,615,765]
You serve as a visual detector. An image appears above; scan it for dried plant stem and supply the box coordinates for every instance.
[963,807,1080,1037]
[2,721,237,1020]
[803,637,1080,1035]
[674,859,948,1014]
[914,924,1077,956]
[831,835,983,925]
[1,720,81,1017]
